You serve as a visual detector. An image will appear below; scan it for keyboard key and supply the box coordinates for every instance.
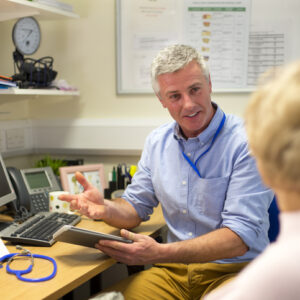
[0,211,81,246]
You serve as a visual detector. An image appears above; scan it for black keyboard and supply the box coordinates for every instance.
[0,212,81,246]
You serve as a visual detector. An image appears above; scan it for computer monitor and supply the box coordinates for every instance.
[0,154,16,208]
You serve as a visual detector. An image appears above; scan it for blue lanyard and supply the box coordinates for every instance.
[182,113,226,178]
[0,252,57,282]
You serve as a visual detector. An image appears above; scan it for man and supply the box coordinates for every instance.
[205,61,300,300]
[60,44,273,299]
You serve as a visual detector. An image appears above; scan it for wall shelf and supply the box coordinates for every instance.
[0,0,80,98]
[0,0,79,22]
[0,88,79,96]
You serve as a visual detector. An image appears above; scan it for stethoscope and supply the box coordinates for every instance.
[182,112,226,178]
[0,245,57,282]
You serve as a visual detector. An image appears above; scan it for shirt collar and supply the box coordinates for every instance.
[173,102,225,145]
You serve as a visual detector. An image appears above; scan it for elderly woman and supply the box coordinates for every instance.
[205,61,300,300]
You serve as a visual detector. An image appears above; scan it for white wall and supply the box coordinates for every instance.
[27,0,251,120]
[0,0,252,170]
[0,1,252,120]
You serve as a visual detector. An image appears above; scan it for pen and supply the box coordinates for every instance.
[117,164,125,189]
[112,166,116,182]
[129,165,137,178]
[110,167,117,192]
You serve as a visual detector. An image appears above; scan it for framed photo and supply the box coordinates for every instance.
[59,164,107,194]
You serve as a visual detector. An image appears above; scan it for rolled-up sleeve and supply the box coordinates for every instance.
[122,133,159,221]
[221,141,274,253]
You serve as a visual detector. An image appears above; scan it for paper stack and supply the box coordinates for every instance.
[35,0,73,12]
[0,76,17,89]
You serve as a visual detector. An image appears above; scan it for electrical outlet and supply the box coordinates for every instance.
[6,128,25,149]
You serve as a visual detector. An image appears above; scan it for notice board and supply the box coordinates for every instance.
[116,0,300,93]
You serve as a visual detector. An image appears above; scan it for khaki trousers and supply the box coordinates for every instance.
[105,262,248,300]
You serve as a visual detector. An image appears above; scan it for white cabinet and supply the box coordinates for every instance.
[0,0,79,96]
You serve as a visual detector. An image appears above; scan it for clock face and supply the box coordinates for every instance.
[12,17,41,55]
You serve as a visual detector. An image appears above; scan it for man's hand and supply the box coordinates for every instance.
[58,171,105,219]
[95,229,162,265]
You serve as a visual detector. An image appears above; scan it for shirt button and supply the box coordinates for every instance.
[187,152,191,157]
[182,180,187,185]
[182,209,187,214]
[188,232,193,236]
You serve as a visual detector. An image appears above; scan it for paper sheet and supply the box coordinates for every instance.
[184,0,251,89]
[0,238,9,256]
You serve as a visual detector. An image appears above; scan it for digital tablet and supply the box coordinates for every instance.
[53,225,133,248]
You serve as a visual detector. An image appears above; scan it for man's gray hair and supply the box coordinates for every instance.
[151,44,210,95]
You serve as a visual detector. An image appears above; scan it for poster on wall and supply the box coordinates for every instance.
[183,0,250,90]
[117,0,298,93]
[117,0,181,94]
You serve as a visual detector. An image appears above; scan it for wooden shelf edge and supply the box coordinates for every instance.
[0,88,80,96]
[0,0,79,22]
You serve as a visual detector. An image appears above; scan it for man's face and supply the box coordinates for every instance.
[157,60,215,138]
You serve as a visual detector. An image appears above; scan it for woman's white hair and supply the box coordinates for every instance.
[151,44,209,96]
[245,61,300,191]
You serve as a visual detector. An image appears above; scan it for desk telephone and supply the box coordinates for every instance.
[7,166,61,215]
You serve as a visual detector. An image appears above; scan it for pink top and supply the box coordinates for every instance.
[205,211,300,300]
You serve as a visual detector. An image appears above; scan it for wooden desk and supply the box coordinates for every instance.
[0,206,165,300]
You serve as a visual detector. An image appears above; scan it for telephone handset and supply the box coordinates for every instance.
[7,167,31,214]
[6,166,61,215]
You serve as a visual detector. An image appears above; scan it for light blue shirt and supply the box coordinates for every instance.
[122,104,274,263]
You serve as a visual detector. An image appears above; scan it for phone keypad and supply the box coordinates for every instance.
[30,193,49,212]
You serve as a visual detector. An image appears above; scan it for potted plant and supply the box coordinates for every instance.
[34,155,67,177]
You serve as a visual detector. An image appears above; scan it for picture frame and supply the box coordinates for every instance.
[59,164,107,195]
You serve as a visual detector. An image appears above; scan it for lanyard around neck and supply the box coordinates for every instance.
[182,113,226,178]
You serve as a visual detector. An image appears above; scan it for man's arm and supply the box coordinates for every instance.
[102,197,142,229]
[159,227,248,263]
[96,226,248,265]
[59,172,142,229]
